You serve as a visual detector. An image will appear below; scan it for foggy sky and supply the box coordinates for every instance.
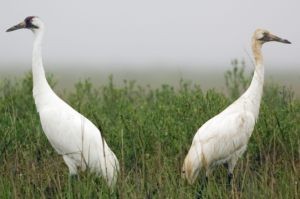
[0,0,299,72]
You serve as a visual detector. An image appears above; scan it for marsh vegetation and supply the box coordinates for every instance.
[0,64,299,198]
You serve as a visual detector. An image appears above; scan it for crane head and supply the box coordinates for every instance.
[6,16,42,32]
[253,29,291,44]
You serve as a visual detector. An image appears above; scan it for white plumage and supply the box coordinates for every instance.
[7,16,119,187]
[181,29,291,185]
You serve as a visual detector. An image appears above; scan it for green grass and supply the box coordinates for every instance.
[0,65,299,198]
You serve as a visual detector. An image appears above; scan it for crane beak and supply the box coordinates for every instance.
[6,21,26,32]
[267,33,291,44]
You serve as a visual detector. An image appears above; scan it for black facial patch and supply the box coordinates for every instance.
[25,16,39,29]
[258,32,268,41]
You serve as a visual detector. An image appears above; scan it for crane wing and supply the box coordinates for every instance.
[39,104,103,156]
[192,111,256,164]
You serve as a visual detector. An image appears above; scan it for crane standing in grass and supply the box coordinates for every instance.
[181,29,291,186]
[6,16,119,187]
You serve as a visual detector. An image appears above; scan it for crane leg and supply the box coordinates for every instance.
[195,174,208,199]
[223,162,233,186]
[226,146,246,190]
[226,157,238,189]
[63,155,78,176]
[227,172,233,187]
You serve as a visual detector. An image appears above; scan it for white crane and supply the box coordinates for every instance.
[6,16,119,187]
[181,29,291,186]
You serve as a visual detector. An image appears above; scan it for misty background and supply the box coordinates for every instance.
[0,0,299,94]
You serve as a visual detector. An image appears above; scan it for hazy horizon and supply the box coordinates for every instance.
[1,63,299,97]
[0,1,299,96]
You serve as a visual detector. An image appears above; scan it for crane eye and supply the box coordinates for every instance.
[258,32,267,41]
[24,16,39,29]
[25,16,35,24]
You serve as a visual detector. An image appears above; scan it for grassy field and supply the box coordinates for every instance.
[0,66,299,198]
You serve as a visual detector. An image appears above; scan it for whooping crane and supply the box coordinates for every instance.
[6,16,119,187]
[181,29,291,186]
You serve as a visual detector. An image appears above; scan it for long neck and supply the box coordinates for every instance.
[242,40,265,119]
[32,29,51,95]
